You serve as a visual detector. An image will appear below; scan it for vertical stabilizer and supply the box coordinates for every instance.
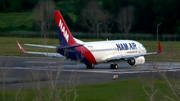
[54,10,77,46]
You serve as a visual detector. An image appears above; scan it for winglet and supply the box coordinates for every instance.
[16,41,26,53]
[158,41,162,53]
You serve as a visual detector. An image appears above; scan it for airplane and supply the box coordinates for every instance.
[16,10,162,69]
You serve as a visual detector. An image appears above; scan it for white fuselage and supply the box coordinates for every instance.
[83,40,147,63]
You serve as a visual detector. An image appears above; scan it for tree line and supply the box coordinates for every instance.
[75,0,180,34]
[1,0,180,35]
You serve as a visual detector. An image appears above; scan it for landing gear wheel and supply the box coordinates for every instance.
[114,64,118,69]
[110,64,114,69]
[110,64,118,69]
[86,64,94,69]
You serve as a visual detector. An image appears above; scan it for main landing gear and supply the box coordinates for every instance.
[86,63,94,69]
[85,63,118,69]
[110,63,118,69]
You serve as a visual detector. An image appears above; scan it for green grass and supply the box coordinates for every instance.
[0,37,180,61]
[76,78,175,101]
[0,37,58,56]
[0,12,33,31]
[0,78,178,101]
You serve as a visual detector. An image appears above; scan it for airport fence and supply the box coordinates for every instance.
[0,31,180,41]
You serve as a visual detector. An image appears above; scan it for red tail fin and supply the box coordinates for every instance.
[54,10,77,46]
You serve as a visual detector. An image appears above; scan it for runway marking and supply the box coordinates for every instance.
[26,61,58,64]
[62,69,179,74]
[0,66,180,74]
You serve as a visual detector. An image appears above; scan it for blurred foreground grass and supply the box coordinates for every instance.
[0,37,180,61]
[0,78,177,101]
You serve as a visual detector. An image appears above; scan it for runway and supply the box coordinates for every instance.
[0,56,180,89]
[1,56,180,73]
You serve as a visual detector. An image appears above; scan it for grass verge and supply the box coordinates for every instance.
[0,77,178,101]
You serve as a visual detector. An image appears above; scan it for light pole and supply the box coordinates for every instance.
[157,23,162,41]
[97,22,102,39]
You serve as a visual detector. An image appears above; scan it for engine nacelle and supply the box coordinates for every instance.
[128,56,145,66]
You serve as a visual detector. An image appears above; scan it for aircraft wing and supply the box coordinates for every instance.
[121,52,159,60]
[16,41,63,57]
[102,41,162,61]
[22,51,63,57]
[102,52,160,62]
[102,52,159,62]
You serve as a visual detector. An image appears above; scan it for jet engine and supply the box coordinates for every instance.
[128,56,145,66]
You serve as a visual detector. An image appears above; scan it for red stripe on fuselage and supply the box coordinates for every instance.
[76,46,97,64]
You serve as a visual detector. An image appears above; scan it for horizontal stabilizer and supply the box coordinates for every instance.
[26,52,63,57]
[24,44,56,49]
[16,41,26,53]
[58,43,84,49]
[16,41,63,57]
[24,43,83,50]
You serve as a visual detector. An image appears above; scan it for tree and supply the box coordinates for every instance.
[32,0,55,42]
[0,0,6,12]
[74,0,92,15]
[80,1,113,35]
[99,10,114,34]
[117,6,134,34]
[0,0,38,12]
[80,1,103,33]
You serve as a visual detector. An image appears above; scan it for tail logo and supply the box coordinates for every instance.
[59,19,69,42]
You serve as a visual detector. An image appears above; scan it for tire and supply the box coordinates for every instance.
[110,64,114,69]
[86,64,94,69]
[110,64,118,69]
[91,64,94,69]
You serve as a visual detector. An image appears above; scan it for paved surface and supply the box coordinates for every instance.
[0,56,180,89]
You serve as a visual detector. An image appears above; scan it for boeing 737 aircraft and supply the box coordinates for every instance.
[16,10,162,69]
